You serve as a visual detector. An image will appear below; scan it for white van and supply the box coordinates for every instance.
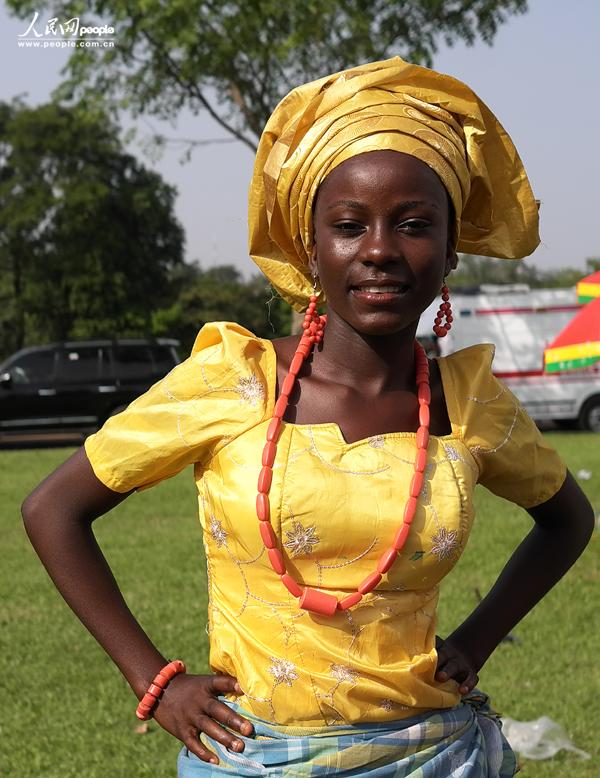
[418,285,600,431]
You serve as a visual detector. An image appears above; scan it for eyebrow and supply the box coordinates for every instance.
[326,199,440,211]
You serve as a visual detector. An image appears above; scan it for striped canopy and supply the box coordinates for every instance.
[577,270,600,303]
[544,297,600,372]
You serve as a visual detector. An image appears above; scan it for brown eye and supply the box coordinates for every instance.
[399,219,430,233]
[335,221,363,233]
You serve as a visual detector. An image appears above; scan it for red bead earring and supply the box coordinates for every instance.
[302,277,325,344]
[433,284,453,338]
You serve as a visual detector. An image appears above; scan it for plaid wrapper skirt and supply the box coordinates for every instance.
[177,691,516,776]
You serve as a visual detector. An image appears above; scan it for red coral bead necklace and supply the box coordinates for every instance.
[255,294,431,617]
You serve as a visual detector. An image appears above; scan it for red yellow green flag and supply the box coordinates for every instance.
[576,270,600,304]
[544,297,600,372]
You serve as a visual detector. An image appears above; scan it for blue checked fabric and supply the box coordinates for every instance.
[177,692,516,776]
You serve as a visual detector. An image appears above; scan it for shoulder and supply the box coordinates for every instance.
[171,320,275,413]
[436,343,500,425]
[437,344,566,507]
[84,322,274,492]
[191,320,270,362]
[269,334,300,376]
[143,321,271,409]
[437,343,496,388]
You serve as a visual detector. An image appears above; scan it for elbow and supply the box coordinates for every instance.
[530,471,597,552]
[563,495,595,554]
[563,494,596,555]
[571,479,597,550]
[21,488,44,539]
[21,447,111,544]
[580,502,596,548]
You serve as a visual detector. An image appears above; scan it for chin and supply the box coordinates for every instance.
[350,313,415,338]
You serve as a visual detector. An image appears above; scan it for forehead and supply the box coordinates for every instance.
[316,150,448,208]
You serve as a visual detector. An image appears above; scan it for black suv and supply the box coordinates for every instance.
[0,338,180,441]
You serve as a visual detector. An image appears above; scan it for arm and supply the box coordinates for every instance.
[22,447,253,764]
[435,470,595,692]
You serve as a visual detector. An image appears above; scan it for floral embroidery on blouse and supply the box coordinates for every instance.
[430,527,459,561]
[443,444,461,462]
[269,658,298,687]
[419,462,436,505]
[379,698,410,712]
[283,521,320,557]
[330,663,358,684]
[234,374,265,407]
[209,517,227,547]
[368,435,385,448]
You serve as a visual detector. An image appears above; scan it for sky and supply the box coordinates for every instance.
[1,1,599,277]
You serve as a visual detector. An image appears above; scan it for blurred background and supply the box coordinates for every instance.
[1,0,599,440]
[1,2,598,776]
[1,0,599,357]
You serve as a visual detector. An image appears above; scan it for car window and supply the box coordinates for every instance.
[99,347,112,379]
[58,347,101,382]
[151,345,177,375]
[8,350,55,384]
[113,345,154,379]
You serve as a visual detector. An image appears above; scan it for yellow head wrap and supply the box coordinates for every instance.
[248,57,540,311]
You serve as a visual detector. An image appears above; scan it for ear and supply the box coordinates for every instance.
[445,243,458,277]
[308,244,318,279]
[444,197,458,276]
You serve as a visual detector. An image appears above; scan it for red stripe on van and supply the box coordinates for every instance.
[474,305,580,315]
[494,370,545,378]
[495,369,600,380]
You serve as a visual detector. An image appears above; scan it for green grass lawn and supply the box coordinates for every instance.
[2,433,598,777]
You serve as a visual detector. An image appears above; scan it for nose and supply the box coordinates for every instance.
[361,223,401,266]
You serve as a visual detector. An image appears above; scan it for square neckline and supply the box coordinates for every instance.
[260,337,463,448]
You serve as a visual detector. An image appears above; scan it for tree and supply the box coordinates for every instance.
[152,264,291,355]
[450,254,537,290]
[450,254,588,291]
[0,100,184,358]
[7,0,528,152]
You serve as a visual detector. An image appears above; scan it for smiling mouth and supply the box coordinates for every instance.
[350,284,409,295]
[355,285,406,293]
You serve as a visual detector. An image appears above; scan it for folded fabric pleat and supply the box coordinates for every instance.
[248,56,540,311]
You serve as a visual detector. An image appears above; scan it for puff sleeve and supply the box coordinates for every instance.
[84,322,270,492]
[440,344,567,508]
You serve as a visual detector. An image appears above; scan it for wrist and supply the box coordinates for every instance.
[445,626,491,672]
[128,654,171,700]
[136,660,187,720]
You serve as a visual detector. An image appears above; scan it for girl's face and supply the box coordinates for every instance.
[310,150,457,336]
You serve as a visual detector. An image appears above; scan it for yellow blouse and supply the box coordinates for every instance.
[85,322,566,726]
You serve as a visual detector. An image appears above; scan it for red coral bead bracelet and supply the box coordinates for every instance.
[135,660,186,720]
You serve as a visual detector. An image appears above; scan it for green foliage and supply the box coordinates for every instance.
[152,264,292,355]
[6,0,528,150]
[0,99,184,359]
[451,254,592,291]
[3,433,598,776]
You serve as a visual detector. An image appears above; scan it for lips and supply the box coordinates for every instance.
[350,280,410,295]
[355,285,404,293]
[349,282,410,306]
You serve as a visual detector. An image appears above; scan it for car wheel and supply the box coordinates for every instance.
[578,396,600,432]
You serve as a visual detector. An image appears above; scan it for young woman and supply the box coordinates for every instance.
[23,58,594,776]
